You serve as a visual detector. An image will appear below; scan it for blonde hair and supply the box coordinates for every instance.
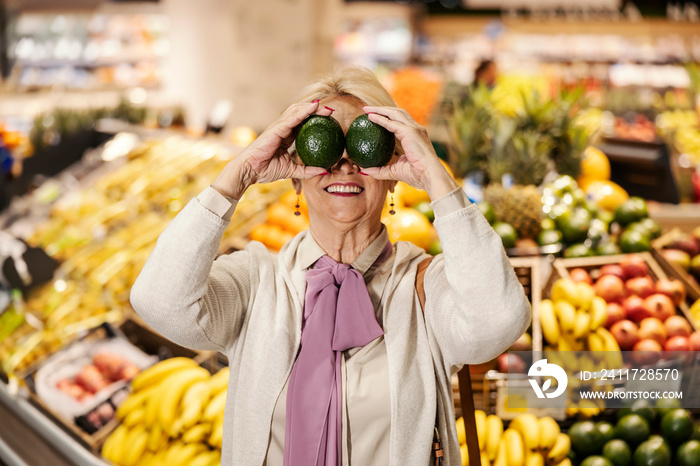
[298,66,397,108]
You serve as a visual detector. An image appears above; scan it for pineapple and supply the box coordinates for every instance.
[484,184,543,240]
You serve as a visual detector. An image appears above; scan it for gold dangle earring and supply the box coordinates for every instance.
[389,194,395,215]
[294,194,301,216]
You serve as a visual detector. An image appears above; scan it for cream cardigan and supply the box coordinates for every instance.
[130,188,531,465]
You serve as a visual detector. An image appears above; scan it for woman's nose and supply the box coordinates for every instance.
[330,151,359,174]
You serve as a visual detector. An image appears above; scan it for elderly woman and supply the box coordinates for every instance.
[131,66,530,466]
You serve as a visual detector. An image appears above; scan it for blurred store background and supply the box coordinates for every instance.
[3,1,700,465]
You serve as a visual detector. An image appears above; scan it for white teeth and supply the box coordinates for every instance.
[326,185,363,194]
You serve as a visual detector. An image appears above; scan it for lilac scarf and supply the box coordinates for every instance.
[283,243,391,465]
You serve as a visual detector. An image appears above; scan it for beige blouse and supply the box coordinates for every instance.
[264,228,394,466]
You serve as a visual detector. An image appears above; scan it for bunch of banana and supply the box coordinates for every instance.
[103,358,230,466]
[456,412,571,466]
[540,278,608,351]
[565,398,606,419]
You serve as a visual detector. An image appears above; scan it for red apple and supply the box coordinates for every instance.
[595,275,625,303]
[610,320,640,350]
[497,353,526,373]
[638,317,667,345]
[621,255,649,280]
[605,303,627,328]
[689,331,700,351]
[655,278,687,306]
[599,264,625,281]
[570,268,593,285]
[665,335,691,352]
[644,294,675,322]
[624,295,651,322]
[664,315,692,338]
[632,339,663,365]
[625,276,655,298]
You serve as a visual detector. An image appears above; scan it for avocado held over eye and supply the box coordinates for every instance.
[345,114,395,168]
[295,115,345,169]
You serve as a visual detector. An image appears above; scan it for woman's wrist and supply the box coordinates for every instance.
[211,159,256,200]
[421,161,460,201]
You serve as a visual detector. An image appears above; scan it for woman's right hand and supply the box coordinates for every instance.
[211,101,330,199]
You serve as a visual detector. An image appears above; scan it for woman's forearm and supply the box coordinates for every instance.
[130,192,251,351]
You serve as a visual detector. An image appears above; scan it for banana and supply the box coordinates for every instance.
[203,389,227,422]
[493,435,508,466]
[485,415,503,460]
[460,443,469,466]
[576,282,595,311]
[170,442,209,466]
[121,425,148,466]
[504,429,524,466]
[131,357,199,392]
[209,415,224,449]
[481,455,490,466]
[158,366,211,434]
[178,380,213,432]
[579,355,596,374]
[573,310,591,338]
[163,442,187,465]
[102,424,129,464]
[589,296,607,330]
[123,407,145,427]
[551,279,578,304]
[116,384,159,420]
[539,300,560,345]
[547,433,571,464]
[147,422,164,452]
[566,400,578,418]
[182,424,212,444]
[554,301,576,335]
[578,400,600,418]
[456,417,467,445]
[525,451,544,466]
[208,367,230,395]
[537,416,560,451]
[555,460,572,466]
[191,451,222,466]
[595,327,622,353]
[474,410,487,451]
[510,413,539,451]
[587,332,605,353]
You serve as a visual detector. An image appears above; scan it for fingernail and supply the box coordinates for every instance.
[312,99,320,103]
[324,106,334,111]
[359,171,368,176]
[319,171,329,176]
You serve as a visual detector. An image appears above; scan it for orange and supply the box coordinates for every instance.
[266,202,309,234]
[393,182,430,208]
[585,180,629,211]
[382,207,435,250]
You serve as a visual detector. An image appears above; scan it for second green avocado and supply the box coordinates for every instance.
[295,115,345,169]
[346,114,395,168]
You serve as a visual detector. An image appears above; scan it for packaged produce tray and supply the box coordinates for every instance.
[550,252,696,330]
[651,229,700,303]
[20,318,210,452]
[452,256,543,418]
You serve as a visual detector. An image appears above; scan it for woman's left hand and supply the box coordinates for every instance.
[360,106,459,200]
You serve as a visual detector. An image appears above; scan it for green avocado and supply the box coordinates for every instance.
[345,114,395,168]
[295,115,345,169]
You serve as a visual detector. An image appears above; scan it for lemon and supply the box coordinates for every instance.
[382,207,434,250]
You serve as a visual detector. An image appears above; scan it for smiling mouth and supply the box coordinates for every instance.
[324,185,364,194]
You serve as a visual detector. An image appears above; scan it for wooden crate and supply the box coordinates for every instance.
[551,252,697,330]
[452,256,543,417]
[20,319,210,453]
